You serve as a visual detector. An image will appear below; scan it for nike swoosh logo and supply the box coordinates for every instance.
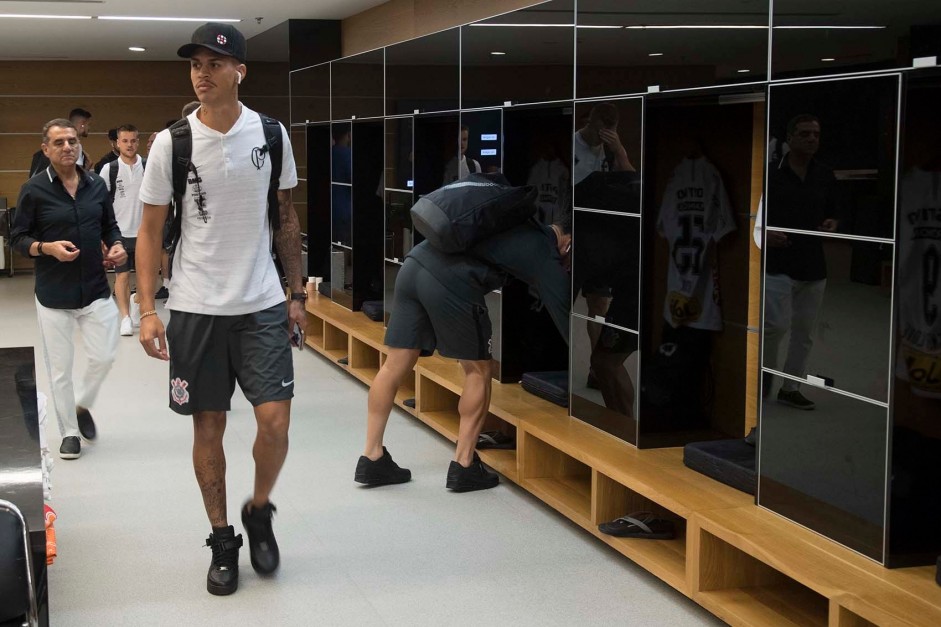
[281,379,294,387]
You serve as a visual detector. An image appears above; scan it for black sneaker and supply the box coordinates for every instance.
[354,447,412,486]
[59,436,81,460]
[241,501,279,575]
[76,407,97,440]
[777,389,815,410]
[446,453,499,492]
[205,526,242,596]
[155,286,170,299]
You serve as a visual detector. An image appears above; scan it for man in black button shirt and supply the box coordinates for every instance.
[11,118,127,460]
[763,114,841,411]
[28,108,93,177]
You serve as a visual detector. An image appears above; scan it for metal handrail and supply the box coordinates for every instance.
[0,498,39,627]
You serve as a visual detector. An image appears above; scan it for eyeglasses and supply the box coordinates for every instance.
[251,144,269,170]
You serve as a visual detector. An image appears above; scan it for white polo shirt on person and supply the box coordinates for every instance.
[139,104,298,316]
[100,155,145,238]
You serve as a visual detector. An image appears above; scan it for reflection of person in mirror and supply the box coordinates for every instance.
[763,114,841,411]
[442,125,482,185]
[573,102,634,185]
[527,138,571,225]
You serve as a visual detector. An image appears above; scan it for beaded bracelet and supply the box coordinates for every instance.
[139,310,158,320]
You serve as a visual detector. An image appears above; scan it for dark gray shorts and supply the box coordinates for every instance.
[115,236,136,273]
[384,258,492,361]
[166,302,294,415]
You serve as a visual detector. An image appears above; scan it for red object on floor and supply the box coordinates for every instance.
[44,504,57,565]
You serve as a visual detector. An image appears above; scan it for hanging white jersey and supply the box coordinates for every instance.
[896,168,941,398]
[527,158,571,225]
[657,156,736,330]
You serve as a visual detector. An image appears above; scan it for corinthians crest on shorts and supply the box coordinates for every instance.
[171,377,190,406]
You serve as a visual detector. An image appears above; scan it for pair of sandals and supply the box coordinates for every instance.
[477,431,515,450]
[599,511,676,539]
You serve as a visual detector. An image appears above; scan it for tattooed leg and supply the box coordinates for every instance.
[193,411,228,528]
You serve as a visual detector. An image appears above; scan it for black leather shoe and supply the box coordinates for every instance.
[76,407,97,440]
[59,436,81,460]
[241,501,279,575]
[354,447,412,486]
[205,527,242,596]
[446,453,499,492]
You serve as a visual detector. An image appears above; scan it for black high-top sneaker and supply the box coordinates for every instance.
[354,446,412,486]
[241,501,280,575]
[446,453,499,492]
[205,526,242,596]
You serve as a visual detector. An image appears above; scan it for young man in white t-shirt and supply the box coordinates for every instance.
[100,124,145,336]
[135,23,304,597]
[572,102,635,186]
[442,125,482,185]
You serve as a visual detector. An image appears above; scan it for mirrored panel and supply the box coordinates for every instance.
[413,113,459,196]
[331,184,352,248]
[386,28,459,114]
[332,49,384,120]
[759,387,887,561]
[572,98,642,214]
[570,315,639,445]
[888,72,941,567]
[385,191,414,261]
[572,210,640,332]
[503,104,573,225]
[772,0,941,79]
[762,233,893,403]
[766,75,899,240]
[331,122,352,184]
[459,109,503,179]
[577,0,769,99]
[331,244,354,309]
[461,0,574,109]
[385,117,413,192]
[290,62,330,124]
[383,261,402,326]
[307,124,332,280]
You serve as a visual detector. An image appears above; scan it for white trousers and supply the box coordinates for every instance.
[35,296,119,438]
[763,274,827,392]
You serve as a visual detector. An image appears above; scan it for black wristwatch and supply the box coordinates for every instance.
[289,290,308,302]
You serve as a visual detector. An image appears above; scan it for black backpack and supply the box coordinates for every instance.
[107,157,146,203]
[410,172,536,253]
[165,112,282,277]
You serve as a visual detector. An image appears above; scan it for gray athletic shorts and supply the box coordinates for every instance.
[166,302,294,415]
[384,258,492,361]
[115,237,136,273]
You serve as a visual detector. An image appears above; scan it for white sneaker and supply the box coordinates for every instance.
[130,299,141,327]
[120,316,133,336]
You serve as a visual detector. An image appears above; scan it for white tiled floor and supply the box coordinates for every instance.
[0,275,720,626]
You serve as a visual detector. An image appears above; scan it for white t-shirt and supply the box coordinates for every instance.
[572,130,606,186]
[895,168,941,398]
[657,157,736,331]
[100,156,144,238]
[442,154,481,185]
[139,104,298,316]
[526,158,571,225]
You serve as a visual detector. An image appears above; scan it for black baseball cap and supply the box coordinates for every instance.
[177,22,246,63]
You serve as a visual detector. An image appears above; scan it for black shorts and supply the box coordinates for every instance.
[166,302,294,415]
[384,258,492,361]
[115,237,136,273]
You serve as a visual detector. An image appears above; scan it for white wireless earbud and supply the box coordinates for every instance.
[236,73,242,85]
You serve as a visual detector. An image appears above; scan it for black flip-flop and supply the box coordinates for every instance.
[477,431,515,450]
[599,511,676,539]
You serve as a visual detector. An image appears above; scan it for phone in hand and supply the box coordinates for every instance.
[289,322,304,350]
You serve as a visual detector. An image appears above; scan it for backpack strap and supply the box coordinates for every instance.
[167,118,193,279]
[258,113,283,231]
[108,161,118,203]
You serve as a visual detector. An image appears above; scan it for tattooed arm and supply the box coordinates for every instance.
[274,188,307,333]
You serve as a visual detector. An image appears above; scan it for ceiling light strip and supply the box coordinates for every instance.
[99,16,241,23]
[0,14,91,19]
